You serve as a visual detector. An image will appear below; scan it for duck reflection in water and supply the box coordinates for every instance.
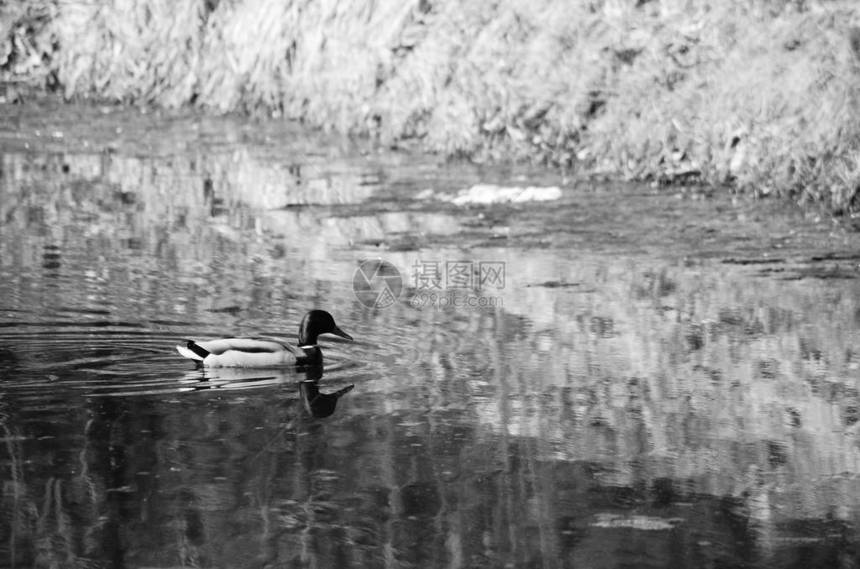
[300,365,354,418]
[180,364,354,417]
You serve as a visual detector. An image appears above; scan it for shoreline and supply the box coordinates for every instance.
[2,0,860,213]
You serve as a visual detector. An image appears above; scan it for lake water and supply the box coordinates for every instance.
[2,103,860,568]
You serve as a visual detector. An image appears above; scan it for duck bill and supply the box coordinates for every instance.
[331,326,353,341]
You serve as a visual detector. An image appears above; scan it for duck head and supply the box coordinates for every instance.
[298,310,353,346]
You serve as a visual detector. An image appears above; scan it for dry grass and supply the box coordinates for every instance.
[5,0,860,212]
[0,0,56,101]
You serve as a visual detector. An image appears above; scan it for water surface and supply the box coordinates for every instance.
[1,103,860,568]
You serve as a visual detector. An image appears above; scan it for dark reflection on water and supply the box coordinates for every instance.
[300,366,355,418]
[2,108,860,568]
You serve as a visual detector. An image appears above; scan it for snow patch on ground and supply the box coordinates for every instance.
[417,184,562,205]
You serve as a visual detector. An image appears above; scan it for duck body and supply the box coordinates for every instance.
[176,310,351,368]
[176,337,309,367]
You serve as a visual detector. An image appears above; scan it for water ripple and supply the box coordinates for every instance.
[0,325,364,401]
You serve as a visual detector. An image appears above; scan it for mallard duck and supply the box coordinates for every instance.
[175,310,352,368]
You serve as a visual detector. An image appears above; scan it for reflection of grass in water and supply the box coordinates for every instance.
[1,406,107,569]
[0,148,365,334]
[2,321,859,569]
[0,417,101,568]
[1,412,27,566]
[2,128,860,564]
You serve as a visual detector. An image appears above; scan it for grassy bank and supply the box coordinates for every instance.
[3,0,860,212]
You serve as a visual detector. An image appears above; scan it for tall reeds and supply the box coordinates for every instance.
[0,1,56,101]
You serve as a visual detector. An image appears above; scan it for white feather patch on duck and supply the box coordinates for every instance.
[176,338,305,368]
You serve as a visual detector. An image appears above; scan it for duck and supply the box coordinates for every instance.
[175,309,353,368]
